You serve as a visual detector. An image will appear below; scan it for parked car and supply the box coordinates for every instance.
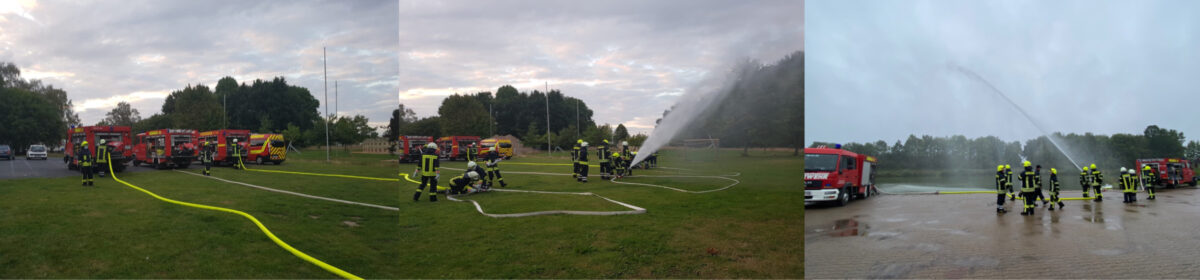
[0,145,12,160]
[26,144,48,160]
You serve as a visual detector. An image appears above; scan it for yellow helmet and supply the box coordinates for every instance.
[997,165,1004,171]
[1005,164,1011,169]
[1022,161,1031,167]
[577,139,583,144]
[1083,166,1089,171]
[82,140,89,146]
[1051,168,1057,174]
[612,152,620,157]
[1144,165,1152,171]
[1090,163,1097,169]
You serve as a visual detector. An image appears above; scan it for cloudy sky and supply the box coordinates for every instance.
[0,0,398,128]
[807,0,1200,146]
[397,0,803,134]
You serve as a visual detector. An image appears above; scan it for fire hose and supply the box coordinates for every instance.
[105,153,362,279]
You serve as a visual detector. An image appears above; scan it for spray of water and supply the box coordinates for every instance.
[627,62,751,167]
[949,65,1084,171]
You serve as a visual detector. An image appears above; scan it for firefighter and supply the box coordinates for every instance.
[201,141,213,176]
[597,139,611,180]
[448,171,482,195]
[1123,168,1137,203]
[1033,165,1046,205]
[465,143,478,163]
[412,143,440,202]
[650,150,659,168]
[613,152,626,179]
[621,141,632,176]
[232,138,243,170]
[1005,164,1015,201]
[1143,165,1156,200]
[1019,161,1036,215]
[572,139,582,178]
[995,164,1007,213]
[484,146,508,188]
[1090,163,1103,202]
[79,141,94,186]
[1048,168,1065,210]
[1080,166,1091,198]
[577,141,590,183]
[95,139,109,178]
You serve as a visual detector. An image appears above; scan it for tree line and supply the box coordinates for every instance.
[101,76,376,147]
[384,86,648,152]
[659,50,803,156]
[0,62,81,150]
[811,125,1195,172]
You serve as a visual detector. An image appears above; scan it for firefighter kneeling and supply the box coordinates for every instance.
[448,171,482,195]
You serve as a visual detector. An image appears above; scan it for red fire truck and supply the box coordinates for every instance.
[132,129,198,169]
[1135,158,1197,188]
[198,129,250,166]
[397,135,433,163]
[437,136,480,161]
[246,133,287,165]
[64,125,134,172]
[804,145,878,206]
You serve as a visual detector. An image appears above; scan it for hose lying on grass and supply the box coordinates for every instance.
[106,154,362,279]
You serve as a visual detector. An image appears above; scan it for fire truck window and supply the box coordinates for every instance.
[843,156,856,170]
[499,143,512,148]
[250,139,266,147]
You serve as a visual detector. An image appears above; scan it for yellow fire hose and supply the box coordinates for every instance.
[107,154,362,279]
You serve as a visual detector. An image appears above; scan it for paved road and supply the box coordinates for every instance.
[806,185,1200,278]
[0,156,199,179]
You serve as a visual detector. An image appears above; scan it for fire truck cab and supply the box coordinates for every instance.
[65,125,134,172]
[397,135,433,163]
[804,146,878,206]
[1135,158,1197,188]
[437,136,481,161]
[198,129,251,166]
[132,129,198,169]
[246,133,287,165]
[478,138,514,159]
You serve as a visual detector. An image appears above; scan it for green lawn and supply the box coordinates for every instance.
[0,148,801,278]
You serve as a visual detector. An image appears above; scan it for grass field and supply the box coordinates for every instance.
[0,147,801,278]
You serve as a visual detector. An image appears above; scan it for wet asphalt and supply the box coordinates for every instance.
[0,156,199,179]
[805,186,1200,278]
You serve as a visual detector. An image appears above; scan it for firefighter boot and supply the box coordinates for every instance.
[1059,201,1066,208]
[412,191,422,202]
[429,195,438,202]
[500,179,507,188]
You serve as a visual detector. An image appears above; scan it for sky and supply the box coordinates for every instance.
[806,0,1200,146]
[0,0,399,128]
[397,0,803,135]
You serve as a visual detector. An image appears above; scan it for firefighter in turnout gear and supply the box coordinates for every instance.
[1006,164,1015,201]
[80,141,94,186]
[466,161,487,188]
[613,152,626,178]
[1019,161,1036,215]
[232,138,244,170]
[577,141,590,182]
[1081,166,1091,198]
[1048,168,1065,210]
[649,151,659,168]
[572,139,582,178]
[597,139,611,179]
[448,171,481,195]
[201,141,213,176]
[1034,165,1046,205]
[995,165,1008,213]
[621,141,632,176]
[485,146,507,188]
[1090,163,1103,202]
[1122,168,1137,203]
[95,139,109,178]
[1143,165,1157,200]
[412,143,440,202]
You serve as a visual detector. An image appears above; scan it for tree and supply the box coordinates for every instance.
[331,115,376,145]
[161,84,223,131]
[1186,141,1200,162]
[614,124,630,142]
[406,116,442,139]
[101,101,142,127]
[627,133,649,146]
[437,94,492,137]
[385,104,418,142]
[0,87,65,149]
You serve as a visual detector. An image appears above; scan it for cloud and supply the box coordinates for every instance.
[807,0,1200,145]
[1,0,398,127]
[397,0,802,134]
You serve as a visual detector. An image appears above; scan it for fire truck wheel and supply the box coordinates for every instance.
[132,160,141,167]
[1192,178,1198,187]
[836,188,850,206]
[257,157,265,165]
